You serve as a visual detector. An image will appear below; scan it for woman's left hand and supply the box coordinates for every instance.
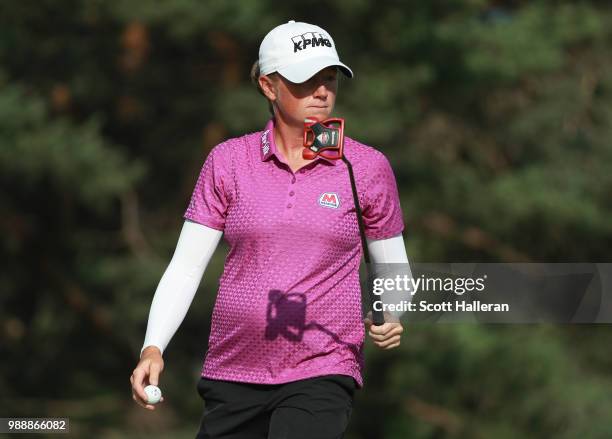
[364,314,404,350]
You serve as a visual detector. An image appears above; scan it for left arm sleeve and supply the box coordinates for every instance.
[366,233,414,321]
[362,153,405,240]
[367,234,409,264]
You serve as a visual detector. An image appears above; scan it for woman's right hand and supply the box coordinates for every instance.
[130,346,165,410]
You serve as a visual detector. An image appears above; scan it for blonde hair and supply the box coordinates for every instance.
[250,60,275,116]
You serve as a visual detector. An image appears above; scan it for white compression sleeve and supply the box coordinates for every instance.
[367,234,409,264]
[140,220,223,357]
[366,234,413,320]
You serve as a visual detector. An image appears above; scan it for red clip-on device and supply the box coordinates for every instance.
[302,117,345,160]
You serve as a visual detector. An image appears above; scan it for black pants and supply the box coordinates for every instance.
[195,374,357,439]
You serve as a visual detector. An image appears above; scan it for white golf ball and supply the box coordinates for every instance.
[144,385,162,404]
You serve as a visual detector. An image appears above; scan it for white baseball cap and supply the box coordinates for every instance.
[258,20,353,84]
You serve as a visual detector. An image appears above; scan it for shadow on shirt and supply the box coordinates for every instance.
[264,289,361,357]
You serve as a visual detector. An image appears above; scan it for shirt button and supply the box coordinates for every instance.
[289,191,295,196]
[287,203,292,208]
[291,176,296,183]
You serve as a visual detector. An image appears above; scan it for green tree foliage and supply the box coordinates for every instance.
[1,1,612,437]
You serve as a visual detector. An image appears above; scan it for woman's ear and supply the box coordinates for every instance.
[258,75,277,102]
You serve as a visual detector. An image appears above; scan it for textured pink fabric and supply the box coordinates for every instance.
[184,118,404,388]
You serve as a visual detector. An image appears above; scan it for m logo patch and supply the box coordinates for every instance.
[319,192,340,209]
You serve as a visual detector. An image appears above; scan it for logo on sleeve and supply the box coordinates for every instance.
[292,32,333,52]
[319,192,340,209]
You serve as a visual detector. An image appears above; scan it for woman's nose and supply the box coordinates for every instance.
[313,83,328,98]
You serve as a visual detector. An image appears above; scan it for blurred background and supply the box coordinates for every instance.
[1,0,612,437]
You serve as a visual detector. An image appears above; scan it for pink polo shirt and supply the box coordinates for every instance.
[184,118,404,388]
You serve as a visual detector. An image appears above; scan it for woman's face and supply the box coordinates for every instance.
[260,67,338,125]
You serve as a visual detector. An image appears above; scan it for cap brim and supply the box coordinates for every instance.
[277,56,354,84]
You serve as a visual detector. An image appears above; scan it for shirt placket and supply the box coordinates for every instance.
[282,167,308,220]
[269,148,329,220]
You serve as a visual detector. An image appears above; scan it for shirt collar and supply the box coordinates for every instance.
[260,118,276,161]
[260,117,337,166]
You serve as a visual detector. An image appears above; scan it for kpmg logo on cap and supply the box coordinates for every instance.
[292,32,332,53]
[319,192,340,209]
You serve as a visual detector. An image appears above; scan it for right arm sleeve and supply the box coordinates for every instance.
[183,143,232,231]
[140,220,223,357]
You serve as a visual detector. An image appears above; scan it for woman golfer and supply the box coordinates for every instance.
[130,20,410,439]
